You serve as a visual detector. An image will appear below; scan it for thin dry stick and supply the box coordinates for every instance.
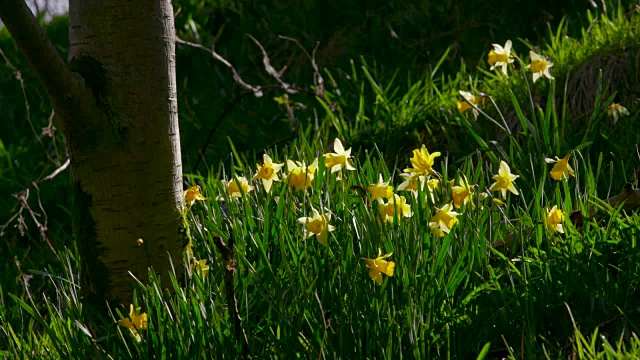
[176,37,264,97]
[247,34,295,94]
[315,291,329,360]
[178,35,335,173]
[213,235,250,357]
[0,158,70,254]
[0,47,59,165]
[278,36,326,98]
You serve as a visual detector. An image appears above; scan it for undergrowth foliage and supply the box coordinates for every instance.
[2,3,640,360]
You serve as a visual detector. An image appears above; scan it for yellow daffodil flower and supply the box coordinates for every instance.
[545,152,575,181]
[457,91,484,119]
[489,160,519,198]
[492,198,506,207]
[607,103,629,125]
[219,176,254,200]
[286,158,318,192]
[366,174,393,201]
[488,40,514,77]
[364,249,395,285]
[118,304,148,343]
[545,205,564,234]
[451,175,474,209]
[428,203,459,237]
[324,138,356,175]
[398,172,439,201]
[253,154,284,193]
[297,207,336,246]
[527,51,554,83]
[184,185,206,207]
[118,304,148,331]
[397,172,424,193]
[191,259,209,277]
[378,194,413,222]
[404,145,441,177]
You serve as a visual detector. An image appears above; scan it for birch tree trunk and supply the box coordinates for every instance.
[0,0,190,304]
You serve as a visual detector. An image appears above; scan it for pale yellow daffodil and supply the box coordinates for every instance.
[398,172,439,202]
[545,152,575,181]
[286,158,318,192]
[364,249,395,284]
[219,176,254,200]
[118,304,148,342]
[457,91,484,119]
[378,194,413,222]
[184,185,206,207]
[429,203,459,237]
[404,145,441,177]
[608,103,629,125]
[253,154,284,193]
[488,40,514,77]
[297,207,336,246]
[489,161,519,198]
[545,205,564,234]
[324,138,356,176]
[451,175,474,209]
[366,174,393,201]
[191,259,209,277]
[527,51,554,83]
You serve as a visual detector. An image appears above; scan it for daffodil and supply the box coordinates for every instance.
[527,51,554,83]
[253,154,284,193]
[489,160,519,198]
[545,205,564,234]
[398,172,439,201]
[184,185,206,207]
[378,194,413,222]
[492,198,506,207]
[545,152,575,181]
[451,175,474,209]
[286,158,318,192]
[191,259,209,277]
[118,304,148,330]
[363,249,395,284]
[404,145,441,177]
[457,91,484,119]
[219,176,254,200]
[366,174,393,201]
[297,207,336,246]
[488,40,514,77]
[397,172,424,193]
[607,103,629,125]
[118,304,148,342]
[428,203,459,237]
[324,138,356,176]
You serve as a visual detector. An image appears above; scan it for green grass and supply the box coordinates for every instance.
[3,117,640,357]
[2,2,640,359]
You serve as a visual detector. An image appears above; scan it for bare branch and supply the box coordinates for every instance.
[0,47,62,166]
[0,0,97,135]
[0,158,70,252]
[279,36,326,96]
[176,37,264,97]
[247,34,296,94]
[181,34,338,173]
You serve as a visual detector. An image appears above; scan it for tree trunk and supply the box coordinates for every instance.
[0,0,189,304]
[67,0,187,304]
